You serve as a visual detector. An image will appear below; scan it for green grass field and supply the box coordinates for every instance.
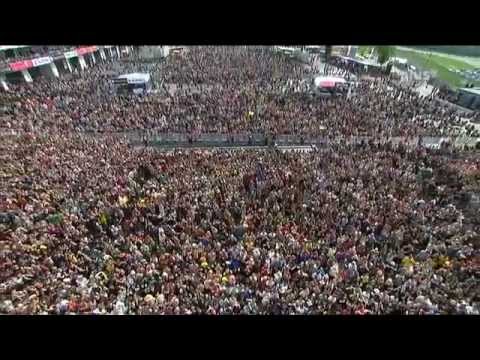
[358,46,373,58]
[358,46,480,88]
[394,48,479,88]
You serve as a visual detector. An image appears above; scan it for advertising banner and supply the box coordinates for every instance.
[32,57,53,67]
[64,50,77,59]
[9,60,33,72]
[76,46,98,56]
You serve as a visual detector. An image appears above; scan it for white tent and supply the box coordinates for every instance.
[0,45,29,52]
[314,76,346,88]
[337,55,382,68]
[392,57,408,65]
[275,46,296,54]
[117,73,151,84]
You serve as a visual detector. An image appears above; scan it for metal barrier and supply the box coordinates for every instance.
[53,129,480,150]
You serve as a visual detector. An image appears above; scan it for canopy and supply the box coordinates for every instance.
[275,46,296,53]
[459,87,480,96]
[117,72,150,84]
[314,76,346,88]
[336,55,382,68]
[392,57,408,65]
[0,45,29,52]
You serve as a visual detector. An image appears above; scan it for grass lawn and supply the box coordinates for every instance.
[358,46,373,57]
[356,46,480,88]
[394,48,480,88]
[397,47,480,68]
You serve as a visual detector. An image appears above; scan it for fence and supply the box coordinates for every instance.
[100,130,478,149]
[5,128,478,150]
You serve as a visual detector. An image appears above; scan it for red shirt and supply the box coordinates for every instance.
[68,300,79,313]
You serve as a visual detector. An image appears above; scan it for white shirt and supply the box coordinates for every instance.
[113,300,126,315]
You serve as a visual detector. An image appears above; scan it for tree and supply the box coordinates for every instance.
[375,46,394,64]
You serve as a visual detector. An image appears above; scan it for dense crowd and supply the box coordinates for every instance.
[1,134,479,314]
[1,46,479,315]
[1,46,477,137]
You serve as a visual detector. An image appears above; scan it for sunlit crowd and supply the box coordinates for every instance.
[0,46,478,314]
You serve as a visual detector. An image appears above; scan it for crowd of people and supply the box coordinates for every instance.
[1,134,478,314]
[0,46,74,67]
[1,46,477,138]
[0,46,479,315]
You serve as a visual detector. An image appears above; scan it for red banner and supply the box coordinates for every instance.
[9,60,33,72]
[76,46,98,56]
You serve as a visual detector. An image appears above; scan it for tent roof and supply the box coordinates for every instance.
[117,72,150,83]
[459,87,480,96]
[0,45,30,52]
[314,76,346,87]
[337,55,382,67]
[392,57,408,64]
